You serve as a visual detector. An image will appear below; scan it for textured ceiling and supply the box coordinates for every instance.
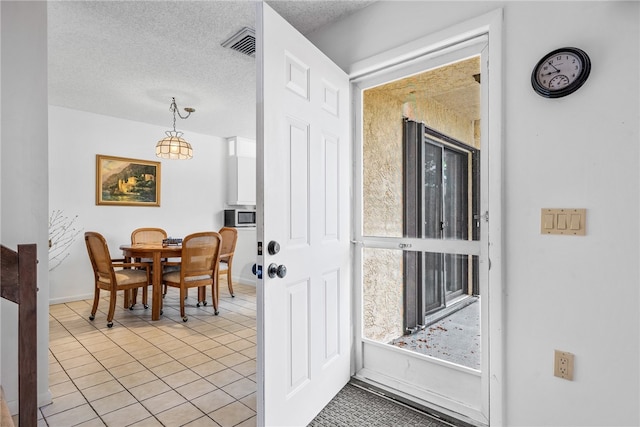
[47,1,375,140]
[367,56,481,122]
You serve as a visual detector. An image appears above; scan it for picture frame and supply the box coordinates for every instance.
[96,155,161,206]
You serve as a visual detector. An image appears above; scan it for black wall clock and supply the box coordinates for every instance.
[531,47,591,98]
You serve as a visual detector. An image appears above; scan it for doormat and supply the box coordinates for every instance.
[308,383,458,427]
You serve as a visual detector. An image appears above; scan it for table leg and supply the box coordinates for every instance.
[152,252,162,320]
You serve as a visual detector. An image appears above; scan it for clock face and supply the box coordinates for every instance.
[531,47,591,98]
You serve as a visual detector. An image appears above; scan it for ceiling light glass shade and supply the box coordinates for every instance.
[156,131,193,160]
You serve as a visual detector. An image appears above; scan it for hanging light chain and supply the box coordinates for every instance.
[171,98,177,132]
[170,97,195,132]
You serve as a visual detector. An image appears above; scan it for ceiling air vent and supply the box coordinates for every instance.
[221,27,255,58]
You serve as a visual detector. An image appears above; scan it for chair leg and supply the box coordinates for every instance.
[127,288,136,310]
[106,289,117,328]
[227,272,234,297]
[197,286,207,307]
[89,286,100,321]
[212,283,219,316]
[141,285,148,309]
[128,289,135,310]
[162,258,168,298]
[179,287,187,322]
[130,257,142,305]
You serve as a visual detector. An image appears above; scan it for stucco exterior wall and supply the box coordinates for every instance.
[361,67,477,343]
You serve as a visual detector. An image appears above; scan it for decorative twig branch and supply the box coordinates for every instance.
[49,210,83,271]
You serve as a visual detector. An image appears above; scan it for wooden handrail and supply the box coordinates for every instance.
[0,244,38,427]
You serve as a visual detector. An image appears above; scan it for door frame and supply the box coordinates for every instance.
[349,9,504,425]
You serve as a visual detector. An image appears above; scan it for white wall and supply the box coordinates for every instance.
[310,2,639,426]
[1,0,52,412]
[48,106,256,303]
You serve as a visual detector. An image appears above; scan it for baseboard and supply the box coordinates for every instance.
[49,280,255,306]
[233,276,256,287]
[49,283,254,305]
[49,293,93,305]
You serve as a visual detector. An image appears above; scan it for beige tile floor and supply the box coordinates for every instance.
[34,282,257,427]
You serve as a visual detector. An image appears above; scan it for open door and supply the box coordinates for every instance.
[256,3,351,426]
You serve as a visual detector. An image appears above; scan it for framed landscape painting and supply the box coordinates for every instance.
[96,155,161,206]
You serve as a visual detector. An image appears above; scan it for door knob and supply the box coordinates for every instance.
[268,241,280,255]
[276,264,287,278]
[267,263,287,279]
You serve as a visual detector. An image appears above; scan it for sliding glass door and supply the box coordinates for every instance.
[404,120,479,331]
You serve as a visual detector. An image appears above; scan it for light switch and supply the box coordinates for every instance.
[557,214,567,230]
[570,214,581,230]
[541,208,586,235]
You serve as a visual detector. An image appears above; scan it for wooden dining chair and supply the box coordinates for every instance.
[218,227,238,298]
[131,227,168,297]
[131,227,167,247]
[84,231,150,328]
[162,231,222,321]
[196,226,238,307]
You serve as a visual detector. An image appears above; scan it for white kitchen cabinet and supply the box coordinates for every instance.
[227,136,256,206]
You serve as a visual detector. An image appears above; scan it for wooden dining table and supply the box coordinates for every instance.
[119,243,182,321]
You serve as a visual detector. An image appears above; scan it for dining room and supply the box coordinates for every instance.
[44,3,263,419]
[48,104,258,306]
[44,105,261,425]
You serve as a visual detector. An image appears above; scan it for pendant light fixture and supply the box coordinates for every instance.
[155,97,195,160]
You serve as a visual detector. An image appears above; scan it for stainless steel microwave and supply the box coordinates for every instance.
[224,209,256,227]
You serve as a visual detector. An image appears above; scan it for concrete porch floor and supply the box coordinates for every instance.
[389,298,481,370]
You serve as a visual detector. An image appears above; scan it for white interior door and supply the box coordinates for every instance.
[256,3,351,426]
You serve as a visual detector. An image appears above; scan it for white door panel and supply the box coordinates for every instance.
[256,3,351,426]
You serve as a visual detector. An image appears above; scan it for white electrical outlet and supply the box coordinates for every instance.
[554,350,574,380]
